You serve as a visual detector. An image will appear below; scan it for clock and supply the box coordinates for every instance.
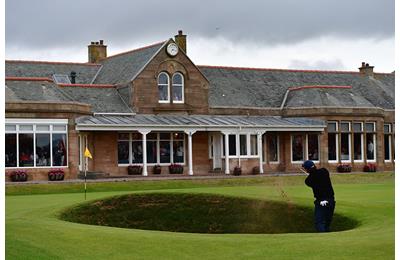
[166,43,179,56]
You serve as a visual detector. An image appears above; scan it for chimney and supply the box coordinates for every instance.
[174,30,187,53]
[359,62,374,76]
[70,71,77,84]
[88,40,107,63]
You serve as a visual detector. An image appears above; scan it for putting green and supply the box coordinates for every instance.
[6,173,394,259]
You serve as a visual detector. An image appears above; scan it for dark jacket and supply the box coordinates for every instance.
[305,167,335,200]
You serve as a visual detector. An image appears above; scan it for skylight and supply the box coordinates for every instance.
[53,74,71,84]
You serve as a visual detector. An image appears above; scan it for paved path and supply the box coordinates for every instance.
[5,171,383,185]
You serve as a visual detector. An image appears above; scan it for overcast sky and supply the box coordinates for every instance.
[5,0,395,72]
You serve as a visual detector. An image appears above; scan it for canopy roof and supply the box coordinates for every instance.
[75,114,325,132]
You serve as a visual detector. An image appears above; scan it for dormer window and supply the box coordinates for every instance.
[53,74,71,84]
[172,72,184,103]
[158,72,170,103]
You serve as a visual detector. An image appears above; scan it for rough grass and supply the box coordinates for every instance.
[60,193,359,234]
[6,172,394,259]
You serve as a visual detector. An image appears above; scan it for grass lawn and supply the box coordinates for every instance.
[6,173,394,259]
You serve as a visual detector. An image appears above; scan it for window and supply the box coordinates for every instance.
[353,122,363,161]
[327,122,338,162]
[291,134,320,162]
[172,73,184,103]
[158,72,169,102]
[222,133,260,158]
[340,122,351,162]
[5,120,68,168]
[366,122,376,161]
[384,124,392,162]
[173,133,184,163]
[118,132,185,165]
[267,133,279,163]
[307,134,319,161]
[53,74,71,84]
[117,133,130,164]
[132,133,143,164]
[292,134,304,162]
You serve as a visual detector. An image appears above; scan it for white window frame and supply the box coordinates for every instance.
[366,122,376,163]
[340,121,352,163]
[267,133,280,164]
[5,119,68,169]
[353,122,364,163]
[172,72,184,104]
[328,121,339,163]
[158,72,170,103]
[306,133,320,163]
[117,132,185,166]
[290,134,305,164]
[384,123,392,162]
[221,133,260,159]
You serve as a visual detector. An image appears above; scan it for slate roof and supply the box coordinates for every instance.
[76,114,325,130]
[93,42,165,84]
[5,61,101,84]
[199,66,395,109]
[60,86,133,113]
[5,80,73,102]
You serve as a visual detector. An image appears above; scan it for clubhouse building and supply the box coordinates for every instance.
[5,31,395,180]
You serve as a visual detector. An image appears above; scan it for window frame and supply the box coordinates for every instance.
[117,132,185,166]
[5,119,68,169]
[365,122,376,162]
[352,122,364,163]
[290,133,320,164]
[157,72,170,103]
[266,133,280,164]
[340,121,352,163]
[384,123,392,162]
[221,133,260,159]
[327,121,339,163]
[171,72,184,104]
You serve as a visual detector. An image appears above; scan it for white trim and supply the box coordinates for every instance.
[158,72,170,103]
[340,132,352,163]
[353,133,364,163]
[172,72,184,103]
[6,118,68,124]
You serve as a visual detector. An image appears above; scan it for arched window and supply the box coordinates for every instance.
[158,72,169,103]
[172,72,184,103]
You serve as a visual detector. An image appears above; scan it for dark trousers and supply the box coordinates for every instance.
[314,199,335,232]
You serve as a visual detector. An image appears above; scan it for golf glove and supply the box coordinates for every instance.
[320,200,329,206]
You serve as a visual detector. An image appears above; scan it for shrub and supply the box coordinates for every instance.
[128,165,143,175]
[10,170,28,182]
[363,163,377,172]
[48,169,65,181]
[233,166,242,176]
[337,164,352,173]
[153,165,162,174]
[169,164,183,174]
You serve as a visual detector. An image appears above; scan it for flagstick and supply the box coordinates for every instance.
[85,156,88,200]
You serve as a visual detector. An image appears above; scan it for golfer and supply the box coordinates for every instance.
[302,160,335,232]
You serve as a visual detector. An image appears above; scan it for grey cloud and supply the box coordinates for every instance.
[288,59,345,70]
[6,0,394,51]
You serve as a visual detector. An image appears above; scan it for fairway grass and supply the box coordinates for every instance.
[6,173,394,259]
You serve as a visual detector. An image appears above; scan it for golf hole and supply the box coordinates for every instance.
[60,193,358,234]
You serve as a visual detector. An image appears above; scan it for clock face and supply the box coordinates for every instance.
[167,43,178,56]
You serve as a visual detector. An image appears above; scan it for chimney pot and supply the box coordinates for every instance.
[175,30,187,53]
[88,40,107,63]
[362,62,365,67]
[359,62,374,76]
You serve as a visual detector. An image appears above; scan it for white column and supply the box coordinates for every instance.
[185,130,197,176]
[188,132,193,175]
[224,132,230,174]
[139,130,150,176]
[257,132,264,174]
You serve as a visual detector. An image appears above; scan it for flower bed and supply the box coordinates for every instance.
[363,163,377,172]
[48,169,65,181]
[337,164,352,173]
[128,165,143,175]
[233,166,242,176]
[169,164,183,174]
[10,170,28,182]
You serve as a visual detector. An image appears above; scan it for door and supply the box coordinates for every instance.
[212,133,222,169]
[78,134,88,171]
